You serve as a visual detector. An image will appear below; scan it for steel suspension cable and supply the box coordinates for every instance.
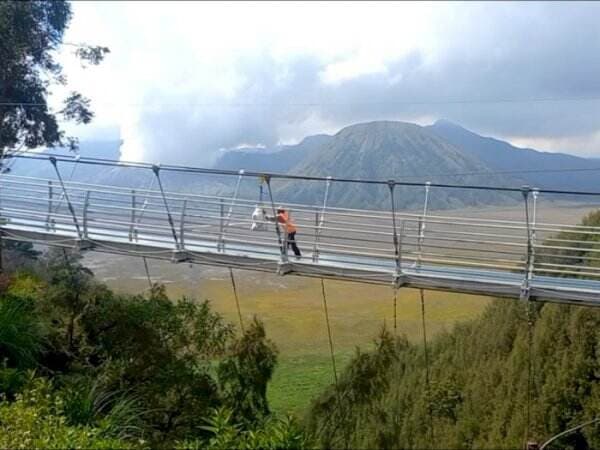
[52,155,80,214]
[137,169,158,290]
[229,268,245,333]
[264,176,284,256]
[16,152,600,197]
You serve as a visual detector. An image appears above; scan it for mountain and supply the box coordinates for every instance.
[214,134,332,173]
[11,140,124,183]
[11,120,600,211]
[276,121,520,210]
[428,119,597,192]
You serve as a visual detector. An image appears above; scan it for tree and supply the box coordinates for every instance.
[0,1,108,273]
[0,0,109,166]
[217,318,278,424]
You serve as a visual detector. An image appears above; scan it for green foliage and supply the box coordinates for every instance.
[59,377,145,441]
[537,209,600,275]
[307,299,600,448]
[218,318,278,424]
[177,407,309,450]
[0,249,284,446]
[0,377,129,449]
[307,327,408,449]
[78,283,234,441]
[0,0,108,158]
[0,293,45,369]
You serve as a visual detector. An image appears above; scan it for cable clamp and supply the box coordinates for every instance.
[171,250,188,263]
[393,273,406,288]
[520,281,531,302]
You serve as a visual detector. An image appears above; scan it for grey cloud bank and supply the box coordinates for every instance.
[95,2,600,165]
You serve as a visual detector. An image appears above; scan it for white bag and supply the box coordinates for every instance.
[251,206,268,231]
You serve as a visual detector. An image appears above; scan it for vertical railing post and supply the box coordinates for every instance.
[46,181,54,231]
[179,199,187,250]
[218,199,225,251]
[264,175,286,266]
[312,209,320,261]
[312,176,332,263]
[521,186,534,301]
[416,181,431,270]
[82,191,91,239]
[129,189,136,242]
[528,189,539,284]
[388,180,402,285]
[283,209,291,260]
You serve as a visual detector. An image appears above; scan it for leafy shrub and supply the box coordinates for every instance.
[177,407,309,450]
[0,377,130,449]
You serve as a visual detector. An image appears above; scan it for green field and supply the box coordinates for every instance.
[108,270,492,416]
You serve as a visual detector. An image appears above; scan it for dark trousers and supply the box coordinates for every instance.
[287,232,301,257]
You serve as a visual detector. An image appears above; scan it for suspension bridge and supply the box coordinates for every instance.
[3,153,600,307]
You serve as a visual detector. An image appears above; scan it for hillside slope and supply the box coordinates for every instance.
[214,134,332,173]
[276,121,520,210]
[428,120,598,192]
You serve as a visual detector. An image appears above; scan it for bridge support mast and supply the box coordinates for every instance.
[312,176,332,263]
[520,186,539,302]
[388,180,403,287]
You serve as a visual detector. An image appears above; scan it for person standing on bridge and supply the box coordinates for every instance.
[266,207,302,259]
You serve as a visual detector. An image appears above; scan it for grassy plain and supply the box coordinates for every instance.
[88,258,491,415]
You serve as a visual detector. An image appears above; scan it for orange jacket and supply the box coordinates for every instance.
[277,211,297,233]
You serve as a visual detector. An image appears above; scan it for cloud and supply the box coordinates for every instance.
[57,1,600,163]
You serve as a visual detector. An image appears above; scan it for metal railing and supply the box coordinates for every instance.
[3,158,600,306]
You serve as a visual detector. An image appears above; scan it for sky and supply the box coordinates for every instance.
[53,1,600,165]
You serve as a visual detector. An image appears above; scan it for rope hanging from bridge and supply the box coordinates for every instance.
[393,287,398,335]
[142,256,153,289]
[229,268,245,333]
[525,300,535,446]
[320,278,340,391]
[420,288,435,447]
